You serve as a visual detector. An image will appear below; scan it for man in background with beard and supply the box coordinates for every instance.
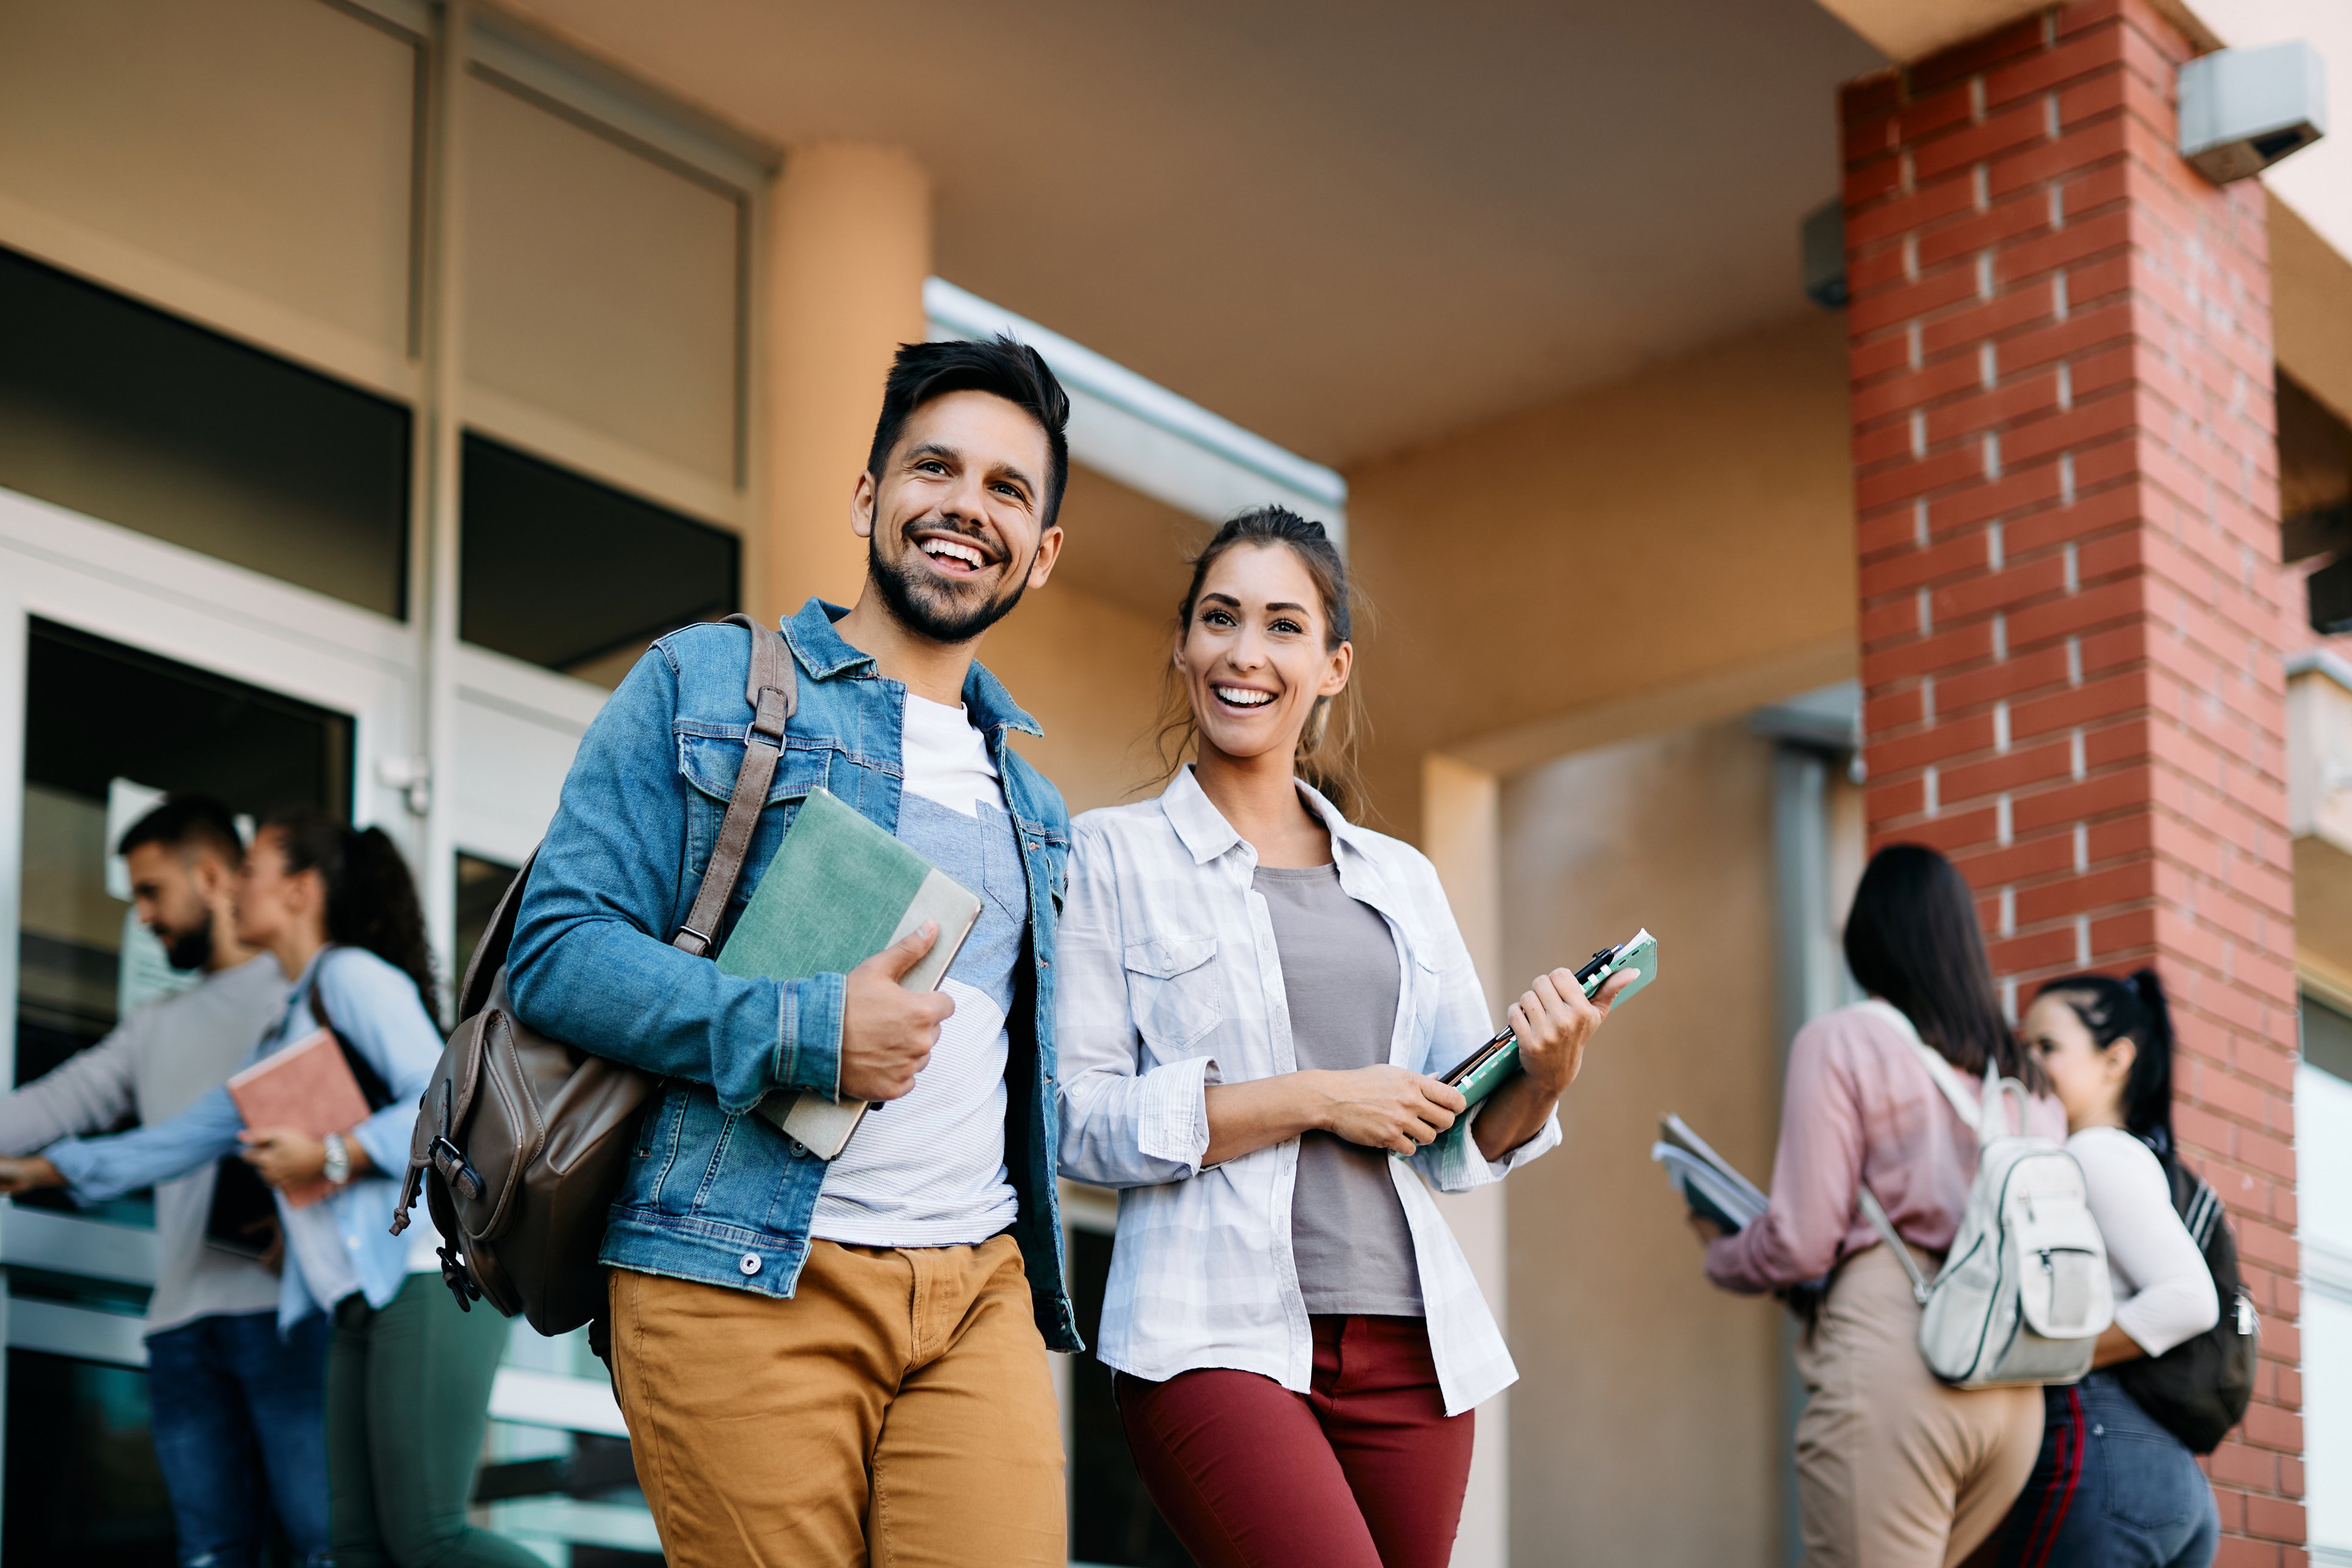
[0,795,327,1567]
[511,337,1080,1567]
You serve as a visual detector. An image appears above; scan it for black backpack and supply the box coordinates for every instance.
[2112,1147,2259,1454]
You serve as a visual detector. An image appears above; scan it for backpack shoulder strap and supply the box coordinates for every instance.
[672,612,797,959]
[1854,999,1987,1133]
[1855,1182,1934,1304]
[459,851,536,1020]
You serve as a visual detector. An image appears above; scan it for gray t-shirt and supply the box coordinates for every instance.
[1253,863,1423,1317]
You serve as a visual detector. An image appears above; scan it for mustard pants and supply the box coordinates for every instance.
[607,1234,1065,1568]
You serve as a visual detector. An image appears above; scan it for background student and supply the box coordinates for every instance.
[0,808,534,1568]
[1694,843,2066,1568]
[1057,508,1628,1568]
[0,796,321,1568]
[1996,970,2220,1568]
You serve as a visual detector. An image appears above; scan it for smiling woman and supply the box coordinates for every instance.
[1154,507,1364,822]
[1055,504,1631,1568]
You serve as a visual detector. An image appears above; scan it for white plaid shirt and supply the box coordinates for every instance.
[1055,766,1557,1415]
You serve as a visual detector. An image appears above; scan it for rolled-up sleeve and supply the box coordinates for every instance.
[508,641,839,1113]
[1054,821,1219,1187]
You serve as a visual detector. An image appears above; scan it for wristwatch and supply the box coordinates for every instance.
[322,1132,351,1188]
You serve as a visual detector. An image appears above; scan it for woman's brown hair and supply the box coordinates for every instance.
[1153,506,1369,815]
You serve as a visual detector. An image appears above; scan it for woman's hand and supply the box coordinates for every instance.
[0,1155,65,1194]
[1472,965,1633,1161]
[1202,1068,1466,1167]
[240,1127,327,1190]
[1311,1066,1468,1156]
[1511,965,1628,1096]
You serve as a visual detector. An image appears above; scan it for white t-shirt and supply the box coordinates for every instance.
[808,694,1021,1247]
[2071,1126,2219,1357]
[898,692,1003,816]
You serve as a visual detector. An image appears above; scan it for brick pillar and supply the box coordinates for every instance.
[1841,3,2304,1559]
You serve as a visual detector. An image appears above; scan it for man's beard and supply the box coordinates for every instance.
[867,523,1031,645]
[159,913,214,972]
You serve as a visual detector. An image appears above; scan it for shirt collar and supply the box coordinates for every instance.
[1156,765,1374,870]
[779,598,1042,740]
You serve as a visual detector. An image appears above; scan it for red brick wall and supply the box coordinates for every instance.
[1841,3,2305,1559]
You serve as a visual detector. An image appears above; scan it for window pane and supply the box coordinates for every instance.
[464,71,743,485]
[2307,993,2352,1083]
[454,852,522,988]
[460,433,738,685]
[0,247,411,617]
[0,0,420,357]
[2,1351,176,1567]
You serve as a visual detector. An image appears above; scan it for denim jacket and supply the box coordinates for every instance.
[508,600,1079,1349]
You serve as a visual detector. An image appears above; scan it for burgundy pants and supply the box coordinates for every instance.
[1115,1314,1475,1568]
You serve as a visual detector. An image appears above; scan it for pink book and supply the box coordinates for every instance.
[224,1028,371,1208]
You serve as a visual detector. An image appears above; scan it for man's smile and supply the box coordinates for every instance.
[908,525,999,580]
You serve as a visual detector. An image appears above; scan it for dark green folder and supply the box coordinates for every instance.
[719,788,981,1158]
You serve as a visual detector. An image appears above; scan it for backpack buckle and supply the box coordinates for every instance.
[438,1243,482,1312]
[430,1135,485,1203]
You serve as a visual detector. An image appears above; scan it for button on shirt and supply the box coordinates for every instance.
[1055,766,1556,1416]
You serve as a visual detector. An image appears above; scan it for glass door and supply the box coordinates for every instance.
[0,481,419,1563]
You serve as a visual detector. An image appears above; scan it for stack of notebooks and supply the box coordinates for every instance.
[1650,1113,1768,1233]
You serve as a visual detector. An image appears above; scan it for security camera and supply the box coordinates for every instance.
[2179,41,2327,184]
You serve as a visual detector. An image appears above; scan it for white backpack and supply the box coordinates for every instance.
[1853,1000,2112,1389]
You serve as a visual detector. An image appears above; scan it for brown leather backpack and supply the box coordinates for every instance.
[391,613,795,1337]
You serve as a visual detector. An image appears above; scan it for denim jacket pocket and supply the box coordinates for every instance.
[1122,934,1223,1057]
[676,730,830,806]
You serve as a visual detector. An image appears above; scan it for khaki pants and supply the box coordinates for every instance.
[607,1235,1065,1568]
[1794,1244,2044,1568]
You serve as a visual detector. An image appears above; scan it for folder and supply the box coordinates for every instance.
[222,1028,373,1208]
[720,788,982,1159]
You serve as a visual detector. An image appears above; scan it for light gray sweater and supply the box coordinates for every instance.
[0,954,284,1334]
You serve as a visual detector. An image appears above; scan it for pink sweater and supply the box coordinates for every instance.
[1706,1003,2067,1294]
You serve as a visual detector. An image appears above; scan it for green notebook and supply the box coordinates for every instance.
[1439,928,1658,1110]
[719,788,982,1158]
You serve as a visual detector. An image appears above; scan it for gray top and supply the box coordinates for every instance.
[0,954,284,1335]
[1255,863,1422,1317]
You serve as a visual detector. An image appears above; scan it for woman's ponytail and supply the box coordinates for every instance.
[2123,968,2177,1152]
[266,807,439,1023]
[2032,965,2178,1149]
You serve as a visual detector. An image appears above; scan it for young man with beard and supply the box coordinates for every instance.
[0,796,327,1566]
[509,337,1080,1567]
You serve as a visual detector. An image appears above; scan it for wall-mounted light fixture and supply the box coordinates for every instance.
[2180,41,2327,184]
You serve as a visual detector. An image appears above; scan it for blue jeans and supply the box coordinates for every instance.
[1997,1371,2219,1568]
[145,1310,332,1568]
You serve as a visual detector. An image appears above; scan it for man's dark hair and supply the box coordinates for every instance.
[116,795,245,867]
[865,337,1071,527]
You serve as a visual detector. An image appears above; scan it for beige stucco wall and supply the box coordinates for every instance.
[1498,718,1788,1566]
[986,579,1170,816]
[1345,309,1859,839]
